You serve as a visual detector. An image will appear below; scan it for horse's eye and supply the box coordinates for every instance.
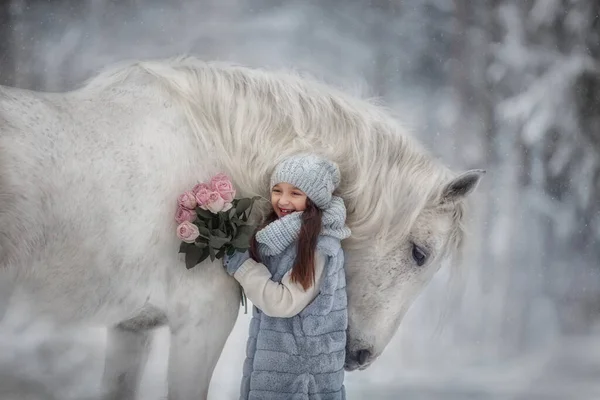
[412,244,427,266]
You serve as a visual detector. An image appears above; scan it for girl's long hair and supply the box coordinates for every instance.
[249,199,323,290]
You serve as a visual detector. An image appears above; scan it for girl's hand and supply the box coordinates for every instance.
[223,250,251,276]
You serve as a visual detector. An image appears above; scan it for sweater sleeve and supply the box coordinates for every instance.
[232,252,327,318]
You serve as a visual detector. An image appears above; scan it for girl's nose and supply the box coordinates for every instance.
[279,194,292,205]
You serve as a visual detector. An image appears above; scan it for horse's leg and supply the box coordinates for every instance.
[165,267,240,400]
[101,304,167,400]
[101,326,152,400]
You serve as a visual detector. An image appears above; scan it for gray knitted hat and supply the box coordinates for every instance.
[270,153,341,209]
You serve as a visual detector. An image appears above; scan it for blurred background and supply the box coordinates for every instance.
[1,0,599,399]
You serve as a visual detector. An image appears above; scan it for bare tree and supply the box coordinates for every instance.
[0,0,14,86]
[481,0,600,337]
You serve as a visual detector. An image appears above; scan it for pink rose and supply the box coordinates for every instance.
[210,173,230,183]
[210,174,236,202]
[192,182,210,195]
[222,202,233,212]
[177,191,197,209]
[176,221,200,243]
[175,205,196,224]
[205,191,225,213]
[195,186,212,209]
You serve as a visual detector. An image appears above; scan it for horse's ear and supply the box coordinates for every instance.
[441,169,485,202]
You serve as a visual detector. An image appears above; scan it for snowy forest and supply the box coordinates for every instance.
[1,0,599,399]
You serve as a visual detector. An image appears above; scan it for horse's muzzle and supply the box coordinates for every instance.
[344,349,373,371]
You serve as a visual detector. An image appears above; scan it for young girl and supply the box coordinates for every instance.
[223,153,351,400]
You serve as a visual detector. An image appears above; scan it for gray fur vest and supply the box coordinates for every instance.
[239,196,351,400]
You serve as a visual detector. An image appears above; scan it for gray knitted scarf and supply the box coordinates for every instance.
[256,196,351,256]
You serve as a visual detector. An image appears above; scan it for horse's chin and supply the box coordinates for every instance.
[343,354,376,372]
[343,363,358,372]
[343,361,374,372]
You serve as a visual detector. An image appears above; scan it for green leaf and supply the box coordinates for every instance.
[194,241,208,249]
[209,235,230,249]
[244,196,262,221]
[208,245,216,262]
[218,213,226,232]
[215,248,226,259]
[244,198,257,221]
[229,207,237,220]
[179,242,192,253]
[235,198,252,215]
[226,247,236,256]
[221,210,231,221]
[231,232,251,249]
[197,247,211,264]
[196,208,214,219]
[212,229,227,238]
[198,226,210,238]
[237,224,256,236]
[185,246,204,269]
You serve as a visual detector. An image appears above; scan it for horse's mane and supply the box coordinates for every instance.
[82,56,465,256]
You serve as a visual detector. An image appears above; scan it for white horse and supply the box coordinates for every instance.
[0,56,483,399]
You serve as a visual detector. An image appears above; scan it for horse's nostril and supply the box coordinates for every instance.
[357,349,371,365]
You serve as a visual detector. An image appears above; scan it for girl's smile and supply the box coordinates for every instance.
[271,182,308,218]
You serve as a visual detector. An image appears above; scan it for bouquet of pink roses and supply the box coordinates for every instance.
[175,173,260,270]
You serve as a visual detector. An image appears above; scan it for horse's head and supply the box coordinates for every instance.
[343,169,484,371]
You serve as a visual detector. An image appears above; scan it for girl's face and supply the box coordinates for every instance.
[271,182,308,218]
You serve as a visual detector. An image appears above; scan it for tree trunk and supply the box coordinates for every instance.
[0,0,14,86]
